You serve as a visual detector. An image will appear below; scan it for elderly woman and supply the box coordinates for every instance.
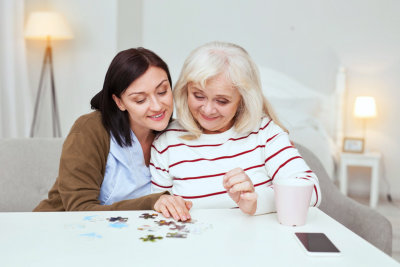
[150,42,321,217]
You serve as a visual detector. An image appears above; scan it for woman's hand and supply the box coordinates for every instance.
[154,195,192,221]
[223,168,258,215]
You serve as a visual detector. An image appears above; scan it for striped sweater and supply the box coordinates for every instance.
[150,117,321,214]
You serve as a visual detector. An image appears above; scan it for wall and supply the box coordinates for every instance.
[140,0,400,198]
[117,0,142,51]
[23,0,400,199]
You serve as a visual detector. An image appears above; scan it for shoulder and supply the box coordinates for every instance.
[68,111,109,139]
[258,116,287,138]
[64,111,110,151]
[158,120,187,137]
[153,120,187,149]
[70,111,104,133]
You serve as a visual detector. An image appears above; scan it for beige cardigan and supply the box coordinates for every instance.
[34,111,166,211]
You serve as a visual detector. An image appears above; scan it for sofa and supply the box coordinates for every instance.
[0,138,392,255]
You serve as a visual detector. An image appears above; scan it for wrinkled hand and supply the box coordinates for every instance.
[154,195,192,221]
[223,168,257,215]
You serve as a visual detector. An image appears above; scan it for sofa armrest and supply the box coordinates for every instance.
[295,143,392,255]
[0,138,63,212]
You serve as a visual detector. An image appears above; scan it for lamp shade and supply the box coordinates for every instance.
[354,96,377,118]
[25,12,73,40]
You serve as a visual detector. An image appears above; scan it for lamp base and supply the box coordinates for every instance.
[30,40,61,138]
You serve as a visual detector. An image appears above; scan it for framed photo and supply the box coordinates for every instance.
[343,137,364,153]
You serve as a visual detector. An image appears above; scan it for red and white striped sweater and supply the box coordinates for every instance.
[150,117,321,214]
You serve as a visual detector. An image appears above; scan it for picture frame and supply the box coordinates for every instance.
[343,137,364,153]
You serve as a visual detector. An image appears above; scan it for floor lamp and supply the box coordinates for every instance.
[25,12,73,137]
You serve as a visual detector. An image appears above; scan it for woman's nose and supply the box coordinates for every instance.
[201,101,215,114]
[149,96,162,111]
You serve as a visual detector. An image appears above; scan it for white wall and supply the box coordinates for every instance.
[141,0,400,198]
[23,0,400,199]
[117,0,142,51]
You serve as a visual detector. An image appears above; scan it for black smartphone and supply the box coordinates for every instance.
[295,232,341,256]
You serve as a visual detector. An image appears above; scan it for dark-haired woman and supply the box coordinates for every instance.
[34,48,192,221]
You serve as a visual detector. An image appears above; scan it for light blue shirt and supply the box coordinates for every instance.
[99,131,151,205]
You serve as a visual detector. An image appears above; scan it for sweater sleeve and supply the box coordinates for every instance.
[149,137,174,194]
[255,123,321,215]
[34,112,167,211]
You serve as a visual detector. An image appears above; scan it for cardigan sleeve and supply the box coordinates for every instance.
[34,112,167,211]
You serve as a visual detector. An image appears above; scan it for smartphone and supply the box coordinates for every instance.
[294,232,341,256]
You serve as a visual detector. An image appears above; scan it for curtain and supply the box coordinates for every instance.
[0,0,32,138]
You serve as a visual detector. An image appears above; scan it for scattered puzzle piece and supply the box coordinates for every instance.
[138,225,160,232]
[83,215,97,221]
[107,216,128,222]
[186,222,213,235]
[139,213,158,219]
[83,215,106,222]
[80,232,102,239]
[166,232,187,238]
[154,220,175,226]
[140,234,163,242]
[109,222,128,229]
[138,224,152,230]
[180,219,197,224]
[169,224,186,231]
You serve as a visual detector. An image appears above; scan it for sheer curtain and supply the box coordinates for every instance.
[0,0,32,138]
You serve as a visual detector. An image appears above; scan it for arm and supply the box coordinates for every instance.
[57,113,167,211]
[223,120,321,215]
[259,131,321,214]
[150,137,192,221]
[149,141,174,193]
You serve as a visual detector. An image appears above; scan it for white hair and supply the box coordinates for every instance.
[174,41,285,139]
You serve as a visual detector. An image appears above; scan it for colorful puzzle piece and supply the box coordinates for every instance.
[154,220,175,226]
[166,232,187,238]
[169,224,186,231]
[140,234,163,242]
[139,213,158,219]
[109,222,128,229]
[107,216,128,222]
[137,225,160,232]
[186,222,213,234]
[83,215,106,222]
[180,219,197,224]
[79,232,102,239]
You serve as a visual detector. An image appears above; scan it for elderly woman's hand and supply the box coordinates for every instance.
[223,168,258,215]
[154,195,192,221]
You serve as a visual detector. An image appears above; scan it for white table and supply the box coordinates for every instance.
[0,208,398,267]
[339,152,382,208]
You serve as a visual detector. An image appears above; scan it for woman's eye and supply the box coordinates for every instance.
[158,90,167,95]
[136,99,146,104]
[194,94,204,99]
[217,100,228,105]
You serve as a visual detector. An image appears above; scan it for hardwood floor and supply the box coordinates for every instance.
[350,195,400,262]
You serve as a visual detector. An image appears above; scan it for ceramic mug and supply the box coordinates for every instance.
[274,178,313,226]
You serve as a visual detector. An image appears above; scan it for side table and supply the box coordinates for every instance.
[338,152,382,208]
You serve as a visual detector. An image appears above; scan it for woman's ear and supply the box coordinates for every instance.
[112,94,126,111]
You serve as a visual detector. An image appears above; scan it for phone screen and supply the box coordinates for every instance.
[295,232,340,253]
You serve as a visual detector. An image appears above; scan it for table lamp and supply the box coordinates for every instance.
[353,96,377,141]
[25,11,73,137]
